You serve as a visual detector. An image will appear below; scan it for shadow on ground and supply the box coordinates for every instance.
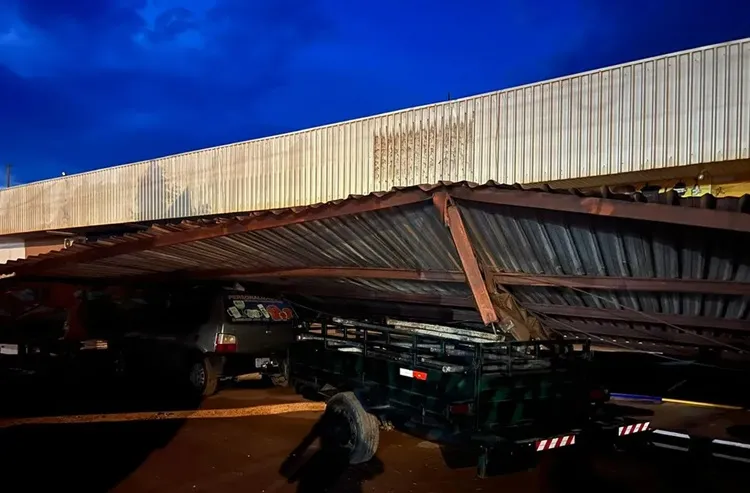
[0,419,187,492]
[0,369,206,418]
[0,372,203,492]
[279,411,384,493]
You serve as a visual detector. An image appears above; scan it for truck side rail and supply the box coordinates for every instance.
[297,318,590,375]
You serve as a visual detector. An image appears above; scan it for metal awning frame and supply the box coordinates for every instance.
[3,181,750,351]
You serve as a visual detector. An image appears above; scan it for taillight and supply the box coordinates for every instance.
[589,388,609,402]
[398,368,428,381]
[215,333,237,353]
[448,403,472,415]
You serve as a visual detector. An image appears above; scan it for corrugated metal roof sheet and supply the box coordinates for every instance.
[458,197,750,353]
[2,181,749,356]
[256,277,474,304]
[543,318,747,347]
[10,202,459,278]
[5,180,748,273]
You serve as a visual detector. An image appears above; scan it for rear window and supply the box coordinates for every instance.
[223,295,296,323]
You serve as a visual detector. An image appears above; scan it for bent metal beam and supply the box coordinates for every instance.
[432,192,499,326]
[449,187,750,234]
[195,267,467,283]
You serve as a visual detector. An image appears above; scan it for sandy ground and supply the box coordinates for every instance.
[0,385,747,493]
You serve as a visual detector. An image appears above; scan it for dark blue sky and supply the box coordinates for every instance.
[1,0,749,186]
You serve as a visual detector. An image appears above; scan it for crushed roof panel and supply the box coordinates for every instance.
[2,181,749,357]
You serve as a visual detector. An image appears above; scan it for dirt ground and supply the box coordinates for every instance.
[0,385,747,493]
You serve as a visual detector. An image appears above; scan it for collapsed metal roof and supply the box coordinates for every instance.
[2,181,750,357]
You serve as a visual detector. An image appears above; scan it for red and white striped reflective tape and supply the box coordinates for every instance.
[399,368,427,381]
[535,434,576,452]
[618,421,650,436]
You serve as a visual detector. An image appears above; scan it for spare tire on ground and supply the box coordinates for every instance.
[321,391,380,465]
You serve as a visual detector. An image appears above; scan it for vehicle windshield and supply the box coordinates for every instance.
[222,294,296,323]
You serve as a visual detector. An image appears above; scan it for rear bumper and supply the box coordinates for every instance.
[580,417,652,447]
[214,352,286,378]
[473,418,651,477]
[405,416,651,453]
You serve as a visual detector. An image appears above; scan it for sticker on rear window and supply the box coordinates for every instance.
[257,304,270,319]
[244,309,262,319]
[224,295,295,322]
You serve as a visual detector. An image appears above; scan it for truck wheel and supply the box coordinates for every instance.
[270,354,290,387]
[189,356,219,397]
[322,391,380,465]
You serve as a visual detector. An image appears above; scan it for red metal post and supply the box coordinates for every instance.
[433,192,499,325]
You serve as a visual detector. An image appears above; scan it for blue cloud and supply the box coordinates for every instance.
[1,0,749,184]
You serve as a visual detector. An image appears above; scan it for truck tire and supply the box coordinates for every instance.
[270,353,290,387]
[322,391,380,465]
[189,355,219,397]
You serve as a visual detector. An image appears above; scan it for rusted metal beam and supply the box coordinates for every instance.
[280,286,476,308]
[525,303,750,332]
[1,267,466,289]
[196,266,467,283]
[2,189,433,277]
[433,192,499,325]
[493,272,750,296]
[449,187,750,234]
[542,318,739,347]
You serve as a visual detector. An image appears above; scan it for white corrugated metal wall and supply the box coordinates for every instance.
[1,38,749,235]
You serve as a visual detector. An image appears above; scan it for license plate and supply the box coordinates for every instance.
[0,344,19,355]
[255,358,271,368]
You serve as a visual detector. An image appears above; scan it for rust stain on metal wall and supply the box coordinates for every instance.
[373,117,475,190]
